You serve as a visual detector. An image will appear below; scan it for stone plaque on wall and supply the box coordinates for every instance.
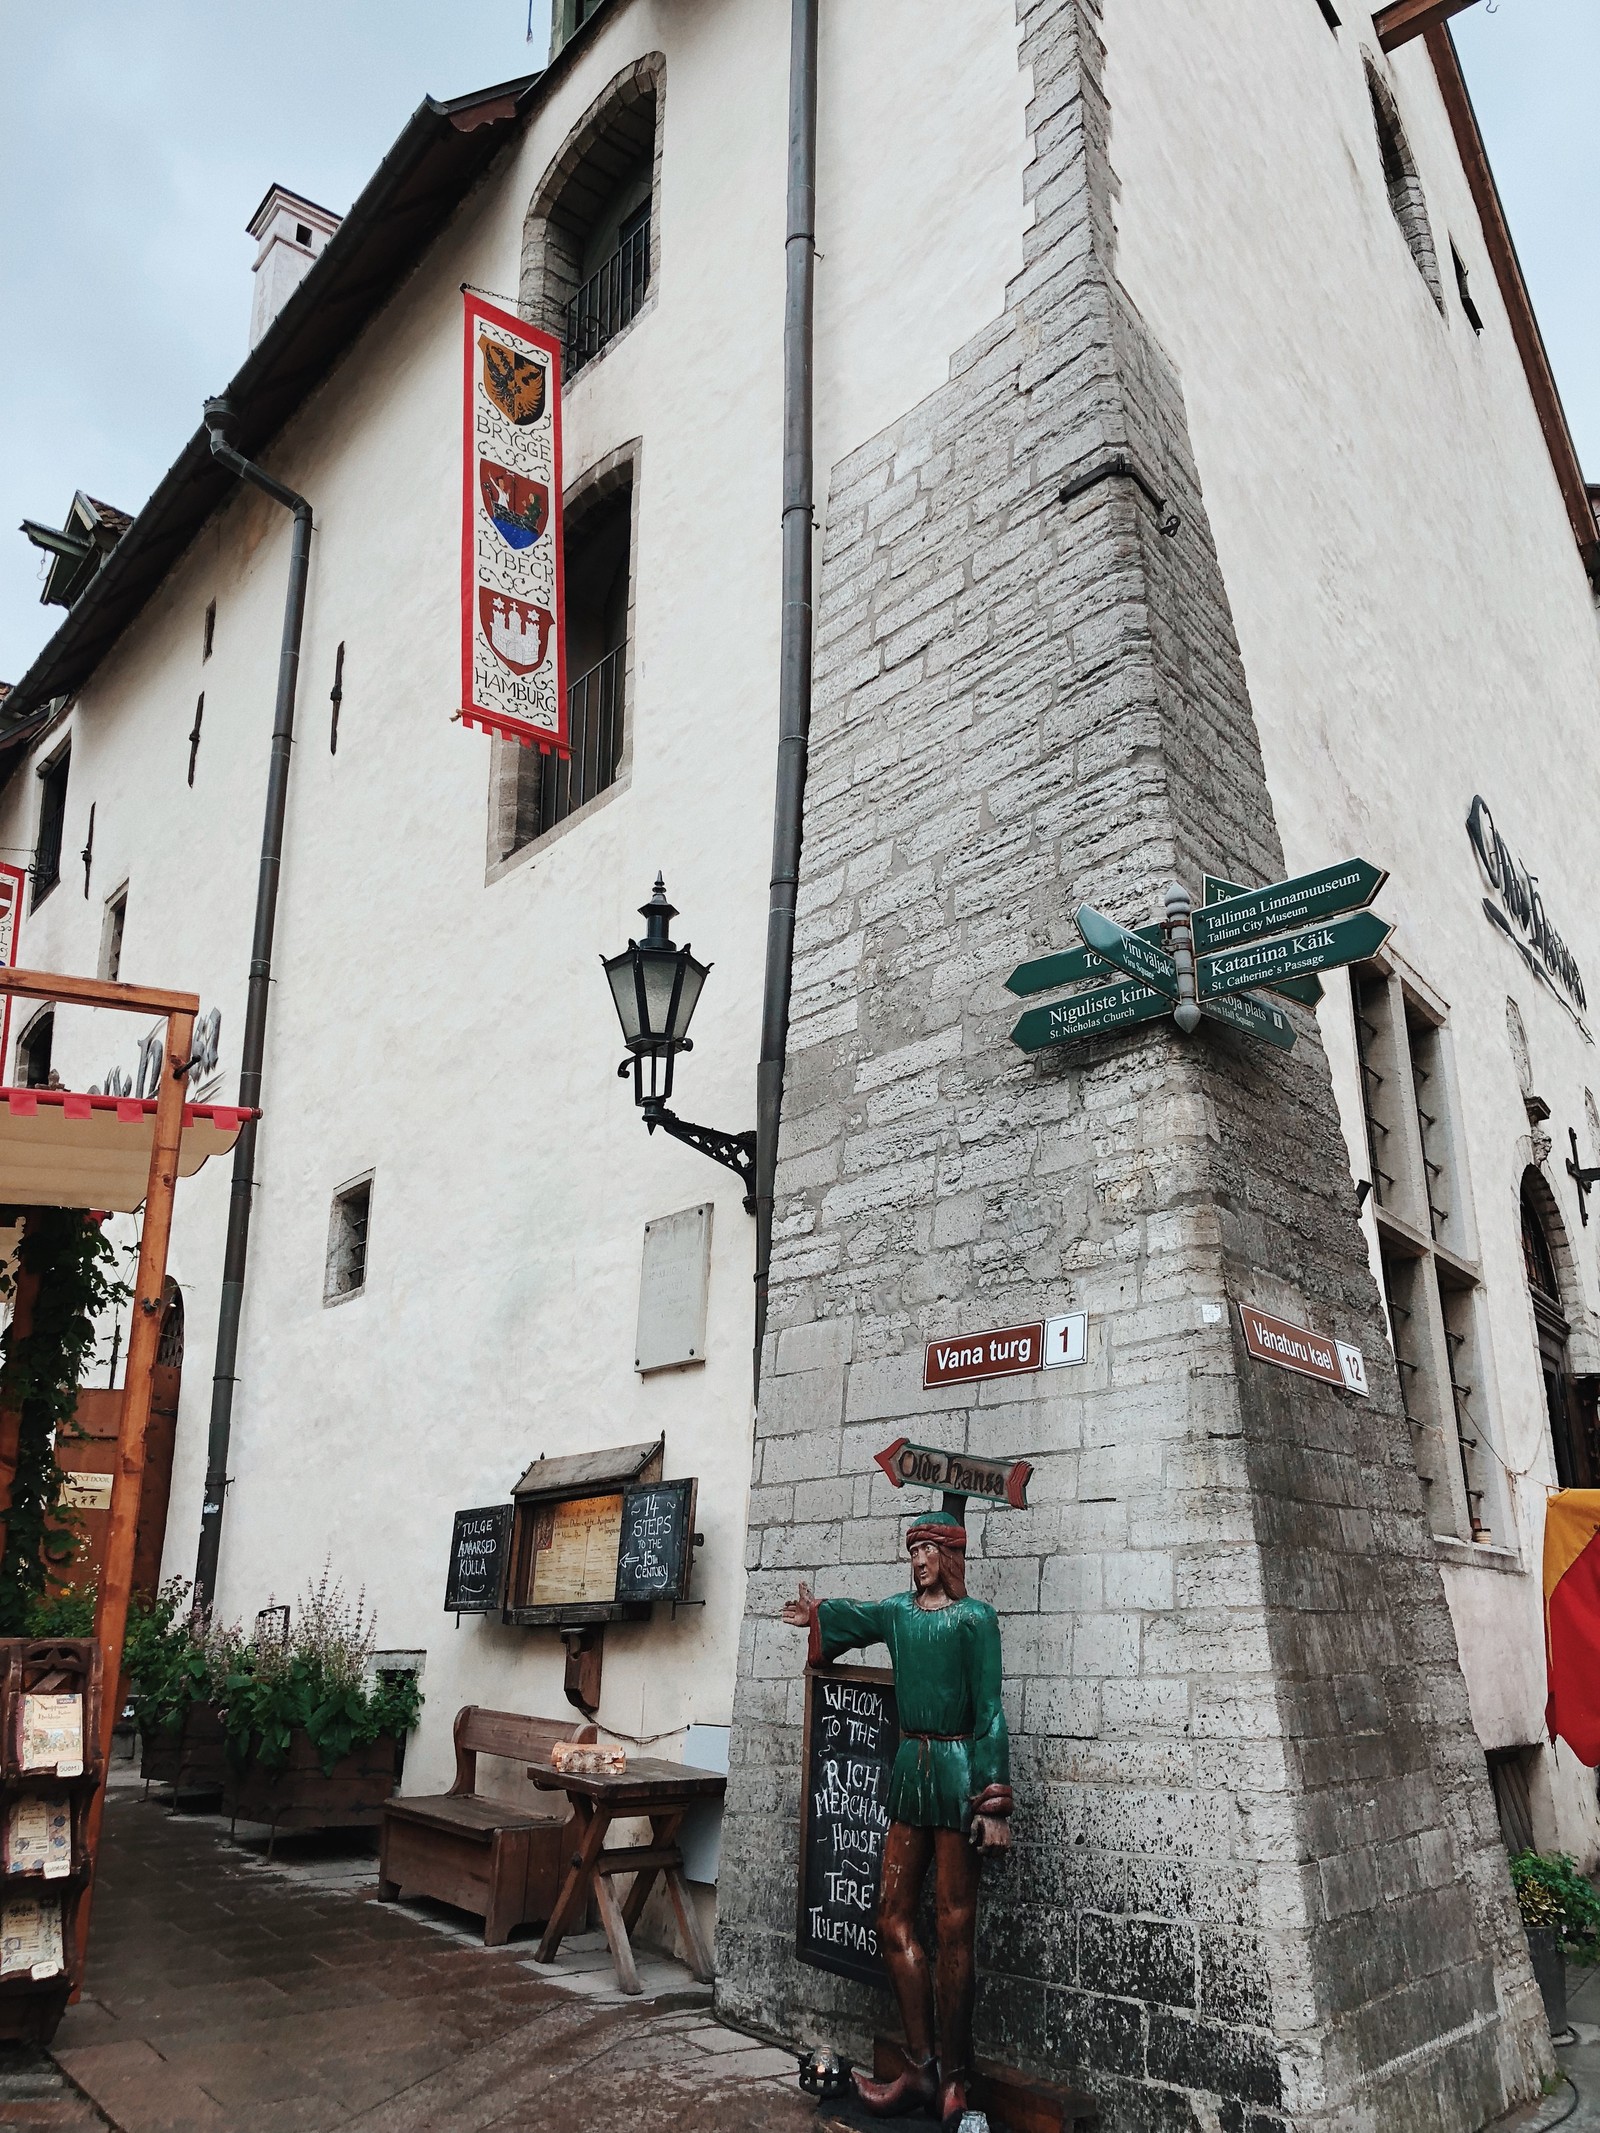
[635,1203,712,1373]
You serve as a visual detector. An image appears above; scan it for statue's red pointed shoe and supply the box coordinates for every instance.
[850,2060,940,2118]
[938,2075,972,2129]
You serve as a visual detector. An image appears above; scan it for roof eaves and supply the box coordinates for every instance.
[3,68,546,721]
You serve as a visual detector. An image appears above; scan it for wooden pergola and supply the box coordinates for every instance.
[0,966,242,1965]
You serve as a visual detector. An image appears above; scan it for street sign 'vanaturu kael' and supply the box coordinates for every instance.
[1009,979,1168,1054]
[1199,911,1392,1000]
[1203,990,1297,1050]
[1074,904,1178,999]
[1191,858,1386,954]
[874,1438,1033,1509]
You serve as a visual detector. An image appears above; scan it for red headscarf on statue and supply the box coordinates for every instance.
[905,1508,968,1601]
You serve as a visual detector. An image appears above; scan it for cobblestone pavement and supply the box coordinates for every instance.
[0,1779,817,2133]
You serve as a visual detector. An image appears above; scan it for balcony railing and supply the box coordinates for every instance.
[565,218,651,377]
[525,644,625,839]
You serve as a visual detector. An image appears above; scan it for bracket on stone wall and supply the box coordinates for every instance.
[1058,452,1180,536]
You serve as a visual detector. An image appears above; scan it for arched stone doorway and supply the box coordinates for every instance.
[1521,1170,1599,1487]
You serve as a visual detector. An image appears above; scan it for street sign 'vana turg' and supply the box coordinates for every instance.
[1008,860,1390,1055]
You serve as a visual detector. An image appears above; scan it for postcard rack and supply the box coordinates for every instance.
[0,1638,103,2043]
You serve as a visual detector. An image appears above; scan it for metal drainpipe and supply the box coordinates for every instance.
[192,397,313,1614]
[753,0,819,1396]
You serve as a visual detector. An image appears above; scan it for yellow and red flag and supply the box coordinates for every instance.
[1544,1490,1600,1764]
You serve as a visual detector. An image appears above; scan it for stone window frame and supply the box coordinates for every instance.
[1364,61,1444,312]
[485,438,642,884]
[520,52,666,370]
[1351,950,1511,1551]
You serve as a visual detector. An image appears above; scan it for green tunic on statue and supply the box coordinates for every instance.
[815,1591,1008,1833]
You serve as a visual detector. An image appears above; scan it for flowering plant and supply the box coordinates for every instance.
[1510,1850,1600,1964]
[218,1563,422,1776]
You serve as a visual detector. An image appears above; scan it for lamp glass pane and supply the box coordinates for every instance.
[604,950,644,1045]
[669,955,709,1041]
[638,947,685,1043]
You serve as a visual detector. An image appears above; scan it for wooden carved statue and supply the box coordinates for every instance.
[785,1507,1012,2126]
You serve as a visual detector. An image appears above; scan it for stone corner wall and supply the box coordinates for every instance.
[714,3,1550,2128]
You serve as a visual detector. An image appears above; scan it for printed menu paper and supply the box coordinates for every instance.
[0,1895,64,1980]
[18,1693,83,1777]
[4,1798,70,1878]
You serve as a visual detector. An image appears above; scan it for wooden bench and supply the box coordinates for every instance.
[377,1707,595,1946]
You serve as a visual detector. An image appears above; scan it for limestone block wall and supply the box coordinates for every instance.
[714,2,1550,2127]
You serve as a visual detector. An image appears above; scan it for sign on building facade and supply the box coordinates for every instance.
[459,292,567,754]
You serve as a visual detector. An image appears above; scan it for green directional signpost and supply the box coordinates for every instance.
[1191,858,1386,954]
[1010,979,1168,1054]
[1073,904,1178,999]
[1005,855,1389,1059]
[1201,989,1297,1051]
[1198,911,1392,999]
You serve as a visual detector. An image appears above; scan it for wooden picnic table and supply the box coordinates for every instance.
[526,1754,726,1995]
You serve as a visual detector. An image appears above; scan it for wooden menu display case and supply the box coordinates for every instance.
[504,1438,700,1627]
[0,1639,103,2043]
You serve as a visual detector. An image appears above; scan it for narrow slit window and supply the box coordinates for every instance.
[1452,244,1484,334]
[1315,0,1340,26]
[330,642,345,755]
[202,601,216,662]
[325,1178,373,1303]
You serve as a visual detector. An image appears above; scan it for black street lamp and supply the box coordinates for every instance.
[603,876,757,1210]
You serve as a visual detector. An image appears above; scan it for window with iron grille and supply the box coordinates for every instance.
[566,200,651,376]
[1353,965,1502,1543]
[523,57,661,366]
[502,475,631,858]
[32,747,69,910]
[325,1177,372,1305]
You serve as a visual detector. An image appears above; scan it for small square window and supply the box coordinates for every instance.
[325,1177,372,1304]
[295,222,313,247]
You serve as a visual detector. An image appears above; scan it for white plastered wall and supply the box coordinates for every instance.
[0,0,1031,1903]
[1105,0,1600,1855]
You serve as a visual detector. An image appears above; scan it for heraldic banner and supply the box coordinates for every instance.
[460,290,568,754]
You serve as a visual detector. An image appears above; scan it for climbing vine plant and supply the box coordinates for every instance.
[0,1211,128,1634]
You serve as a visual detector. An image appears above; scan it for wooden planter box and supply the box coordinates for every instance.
[224,1730,401,1853]
[139,1702,228,1798]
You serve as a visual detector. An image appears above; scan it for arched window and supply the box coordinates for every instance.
[16,1009,54,1090]
[1521,1173,1597,1488]
[521,55,664,376]
[1366,64,1443,311]
[491,444,637,863]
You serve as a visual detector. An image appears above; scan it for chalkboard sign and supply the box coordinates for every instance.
[444,1504,514,1614]
[615,1478,697,1603]
[797,1664,900,1984]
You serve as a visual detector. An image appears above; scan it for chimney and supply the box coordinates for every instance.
[246,185,342,348]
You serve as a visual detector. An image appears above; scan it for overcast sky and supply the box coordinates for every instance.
[0,2,1594,683]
